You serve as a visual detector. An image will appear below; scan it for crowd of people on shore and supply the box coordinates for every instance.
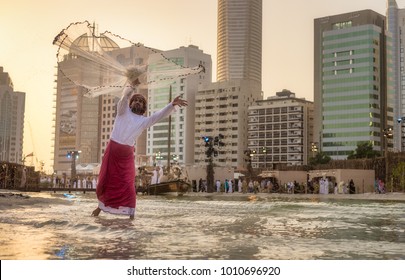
[374,178,386,194]
[45,176,98,189]
[191,177,383,195]
[34,173,387,195]
[195,178,280,194]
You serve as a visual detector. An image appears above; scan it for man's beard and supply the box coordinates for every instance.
[131,106,144,115]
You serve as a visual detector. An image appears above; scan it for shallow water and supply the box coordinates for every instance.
[0,191,404,260]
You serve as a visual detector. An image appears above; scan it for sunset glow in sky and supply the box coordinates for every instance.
[0,0,401,172]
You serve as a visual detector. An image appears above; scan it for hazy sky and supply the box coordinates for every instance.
[0,0,402,172]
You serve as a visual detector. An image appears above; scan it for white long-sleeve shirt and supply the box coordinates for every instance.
[110,87,176,146]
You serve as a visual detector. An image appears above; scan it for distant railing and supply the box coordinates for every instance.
[0,161,40,191]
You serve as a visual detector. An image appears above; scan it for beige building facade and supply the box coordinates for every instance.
[248,90,314,167]
[194,79,262,170]
[53,36,150,175]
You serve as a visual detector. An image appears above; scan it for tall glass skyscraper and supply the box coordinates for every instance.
[217,0,262,85]
[0,67,25,164]
[202,0,262,170]
[387,0,405,151]
[314,10,394,159]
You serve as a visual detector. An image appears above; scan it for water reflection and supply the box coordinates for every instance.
[93,216,135,229]
[0,192,404,260]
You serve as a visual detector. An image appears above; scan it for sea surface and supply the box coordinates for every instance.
[0,190,404,260]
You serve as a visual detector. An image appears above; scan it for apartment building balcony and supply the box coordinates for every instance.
[288,154,303,161]
[288,113,303,120]
[288,131,303,137]
[288,147,303,153]
[288,106,304,112]
[288,138,302,145]
[289,123,303,129]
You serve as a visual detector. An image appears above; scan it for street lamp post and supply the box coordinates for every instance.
[311,142,318,158]
[155,151,163,166]
[172,154,178,164]
[244,149,256,179]
[397,117,405,152]
[383,128,393,186]
[202,136,214,193]
[67,150,81,186]
[202,134,225,192]
[2,163,7,189]
[262,147,267,170]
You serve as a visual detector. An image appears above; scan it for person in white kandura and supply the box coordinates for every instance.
[92,67,187,219]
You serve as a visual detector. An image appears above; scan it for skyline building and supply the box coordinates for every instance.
[217,0,262,86]
[53,33,150,175]
[248,90,314,168]
[53,28,210,175]
[98,45,152,169]
[193,0,263,171]
[0,67,25,164]
[386,0,405,151]
[314,9,394,160]
[147,45,212,167]
[195,79,262,170]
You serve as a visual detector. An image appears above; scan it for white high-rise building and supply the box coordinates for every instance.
[147,45,212,167]
[194,0,263,171]
[195,80,262,170]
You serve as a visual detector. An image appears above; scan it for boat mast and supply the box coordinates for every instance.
[167,85,172,172]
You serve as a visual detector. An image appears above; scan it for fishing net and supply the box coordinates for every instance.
[53,20,205,98]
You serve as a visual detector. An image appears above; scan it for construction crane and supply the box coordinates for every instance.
[27,121,39,170]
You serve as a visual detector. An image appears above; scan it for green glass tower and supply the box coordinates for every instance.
[314,10,394,159]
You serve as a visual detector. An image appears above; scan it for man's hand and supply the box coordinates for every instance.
[123,85,135,97]
[172,96,188,107]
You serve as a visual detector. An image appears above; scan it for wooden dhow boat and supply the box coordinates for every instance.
[145,179,190,195]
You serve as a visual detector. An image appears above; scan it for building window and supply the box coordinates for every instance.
[332,21,352,30]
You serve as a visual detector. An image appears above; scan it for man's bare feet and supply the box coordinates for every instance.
[91,207,101,216]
